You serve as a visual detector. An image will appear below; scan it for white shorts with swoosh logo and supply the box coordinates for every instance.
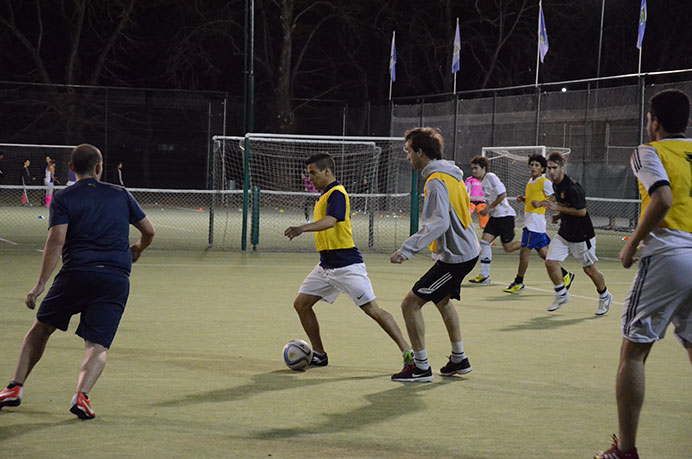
[298,263,376,307]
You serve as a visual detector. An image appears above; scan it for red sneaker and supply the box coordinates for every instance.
[70,392,95,420]
[0,384,23,409]
[594,434,639,459]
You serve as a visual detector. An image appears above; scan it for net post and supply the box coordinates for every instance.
[241,136,250,251]
[208,137,216,248]
[251,186,260,250]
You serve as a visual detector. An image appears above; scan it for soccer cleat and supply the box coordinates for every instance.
[403,350,414,367]
[309,351,328,367]
[548,294,571,311]
[564,272,575,290]
[503,282,525,293]
[594,434,639,459]
[596,292,613,316]
[391,364,433,383]
[0,384,23,409]
[439,357,473,376]
[70,392,95,420]
[469,274,491,284]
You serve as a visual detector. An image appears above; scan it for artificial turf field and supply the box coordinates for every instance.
[1,247,690,458]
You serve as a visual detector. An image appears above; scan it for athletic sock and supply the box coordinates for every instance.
[554,283,567,297]
[7,382,22,389]
[413,350,430,370]
[480,240,492,277]
[451,341,466,363]
[598,287,609,299]
[514,275,524,284]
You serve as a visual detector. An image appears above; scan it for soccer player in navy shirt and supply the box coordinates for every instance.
[0,144,155,420]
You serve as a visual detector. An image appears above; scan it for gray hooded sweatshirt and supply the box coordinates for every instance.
[398,160,480,264]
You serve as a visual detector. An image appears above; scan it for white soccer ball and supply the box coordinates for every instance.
[282,339,313,371]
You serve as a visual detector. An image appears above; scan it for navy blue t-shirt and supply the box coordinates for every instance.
[319,181,363,269]
[49,179,146,276]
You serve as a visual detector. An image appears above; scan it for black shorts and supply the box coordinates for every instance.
[483,216,515,243]
[37,270,130,349]
[412,257,479,304]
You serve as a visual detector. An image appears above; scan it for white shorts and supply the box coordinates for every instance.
[546,234,598,268]
[298,263,376,307]
[622,252,692,346]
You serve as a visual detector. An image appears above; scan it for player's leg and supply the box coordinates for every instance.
[360,301,411,353]
[69,340,107,420]
[573,237,611,315]
[545,235,571,311]
[0,319,56,409]
[615,339,652,454]
[435,296,473,376]
[470,230,495,284]
[293,293,325,353]
[505,228,531,293]
[391,290,433,382]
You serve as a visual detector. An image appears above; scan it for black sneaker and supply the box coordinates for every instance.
[439,357,472,376]
[564,272,575,291]
[310,351,328,367]
[391,364,433,382]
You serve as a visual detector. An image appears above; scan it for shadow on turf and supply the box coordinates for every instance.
[497,314,599,332]
[244,383,439,440]
[151,370,389,408]
[0,417,77,441]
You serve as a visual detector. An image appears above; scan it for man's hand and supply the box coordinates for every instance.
[390,251,407,264]
[26,283,45,310]
[478,207,489,217]
[543,200,559,212]
[619,239,639,269]
[131,244,143,262]
[516,195,525,203]
[284,226,304,240]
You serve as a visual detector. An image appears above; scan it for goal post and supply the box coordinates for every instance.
[211,134,411,252]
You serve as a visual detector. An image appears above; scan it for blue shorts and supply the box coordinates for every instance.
[521,228,550,250]
[37,270,130,349]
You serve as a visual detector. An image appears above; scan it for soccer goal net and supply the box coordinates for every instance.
[211,134,412,252]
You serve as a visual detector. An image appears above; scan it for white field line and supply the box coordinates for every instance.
[0,237,19,245]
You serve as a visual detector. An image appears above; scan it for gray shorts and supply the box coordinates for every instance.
[622,252,692,346]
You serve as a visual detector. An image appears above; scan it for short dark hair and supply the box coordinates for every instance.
[471,155,488,170]
[306,152,335,173]
[547,151,566,167]
[650,89,690,134]
[528,154,547,170]
[71,144,102,175]
[404,127,443,160]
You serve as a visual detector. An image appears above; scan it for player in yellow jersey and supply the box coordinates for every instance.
[504,155,574,293]
[390,128,480,382]
[595,90,692,459]
[283,153,413,371]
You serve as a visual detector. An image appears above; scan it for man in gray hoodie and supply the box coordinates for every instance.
[391,127,481,382]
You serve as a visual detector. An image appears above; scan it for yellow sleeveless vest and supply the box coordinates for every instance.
[524,176,549,214]
[424,172,472,252]
[313,184,356,251]
[639,140,692,232]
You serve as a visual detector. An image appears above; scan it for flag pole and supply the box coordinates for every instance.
[389,31,395,101]
[535,2,541,88]
[638,46,642,76]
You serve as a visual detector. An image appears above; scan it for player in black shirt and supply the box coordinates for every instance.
[533,152,612,315]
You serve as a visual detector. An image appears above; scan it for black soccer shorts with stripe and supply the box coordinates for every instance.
[412,257,479,304]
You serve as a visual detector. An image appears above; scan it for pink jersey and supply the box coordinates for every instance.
[464,176,484,200]
[303,176,317,193]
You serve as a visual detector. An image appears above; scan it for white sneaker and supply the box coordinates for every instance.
[548,294,571,311]
[595,292,612,316]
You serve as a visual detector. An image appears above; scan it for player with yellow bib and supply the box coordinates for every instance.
[284,153,413,373]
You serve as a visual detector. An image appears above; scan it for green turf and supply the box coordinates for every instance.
[1,248,690,458]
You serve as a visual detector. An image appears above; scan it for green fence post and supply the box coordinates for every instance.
[250,186,260,250]
[241,137,250,251]
[410,169,419,235]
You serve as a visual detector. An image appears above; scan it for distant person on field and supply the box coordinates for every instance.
[464,173,487,229]
[467,156,519,284]
[0,144,155,420]
[594,89,692,459]
[111,161,124,186]
[21,159,33,206]
[390,127,480,383]
[284,152,413,371]
[66,168,76,186]
[503,155,562,294]
[533,152,612,315]
[44,156,55,207]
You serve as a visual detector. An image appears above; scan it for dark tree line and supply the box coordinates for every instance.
[1,0,691,133]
